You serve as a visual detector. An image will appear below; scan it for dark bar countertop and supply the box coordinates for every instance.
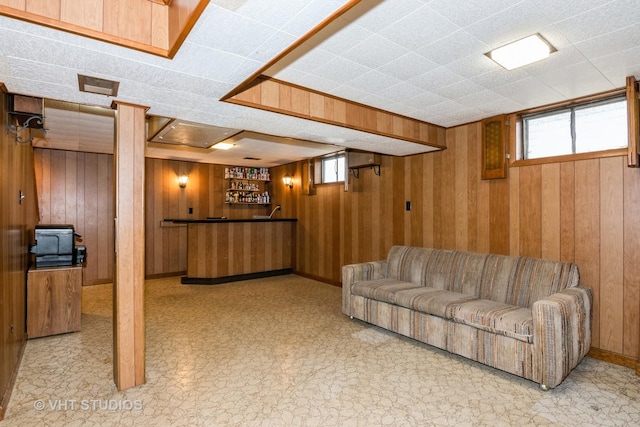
[165,218,297,223]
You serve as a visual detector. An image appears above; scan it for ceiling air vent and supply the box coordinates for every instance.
[148,118,241,149]
[78,74,120,96]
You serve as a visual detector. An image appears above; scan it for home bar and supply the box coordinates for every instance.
[170,218,297,284]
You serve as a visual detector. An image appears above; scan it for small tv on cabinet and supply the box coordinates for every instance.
[30,224,75,267]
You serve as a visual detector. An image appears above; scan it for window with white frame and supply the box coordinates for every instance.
[522,96,628,160]
[320,153,346,183]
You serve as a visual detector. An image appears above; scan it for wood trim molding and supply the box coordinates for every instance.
[510,148,628,167]
[627,76,639,167]
[166,0,209,59]
[588,347,639,372]
[226,76,446,150]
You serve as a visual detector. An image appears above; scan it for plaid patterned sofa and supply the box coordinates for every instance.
[342,246,592,390]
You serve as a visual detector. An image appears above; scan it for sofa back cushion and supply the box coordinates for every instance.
[386,246,580,308]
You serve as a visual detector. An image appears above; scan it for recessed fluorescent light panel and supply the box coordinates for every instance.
[212,142,234,150]
[78,74,120,96]
[486,34,556,70]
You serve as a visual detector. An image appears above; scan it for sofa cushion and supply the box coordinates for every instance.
[450,299,533,343]
[393,287,477,319]
[351,279,422,305]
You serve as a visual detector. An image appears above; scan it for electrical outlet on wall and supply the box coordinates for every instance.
[406,201,411,211]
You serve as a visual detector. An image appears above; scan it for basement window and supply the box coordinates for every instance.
[320,153,346,183]
[523,96,627,160]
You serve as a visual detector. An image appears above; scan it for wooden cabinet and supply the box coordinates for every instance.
[27,266,82,339]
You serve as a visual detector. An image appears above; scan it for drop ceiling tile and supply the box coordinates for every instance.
[188,6,276,57]
[573,24,640,60]
[431,79,486,100]
[550,0,637,43]
[329,84,371,104]
[417,30,489,66]
[465,1,553,47]
[379,6,461,52]
[376,81,428,104]
[314,18,374,55]
[492,77,564,109]
[343,34,409,69]
[409,66,465,91]
[343,69,402,93]
[445,55,496,79]
[345,0,427,32]
[226,0,315,31]
[249,31,298,63]
[472,96,524,116]
[276,46,336,73]
[591,45,640,85]
[376,52,439,81]
[171,42,248,83]
[531,0,616,23]
[470,68,531,89]
[522,45,589,77]
[404,90,449,109]
[313,56,371,85]
[427,0,518,28]
[281,0,353,37]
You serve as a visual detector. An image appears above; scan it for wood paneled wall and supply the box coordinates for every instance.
[1,89,39,420]
[34,148,114,285]
[33,153,274,280]
[32,122,640,360]
[273,121,640,360]
[145,158,272,278]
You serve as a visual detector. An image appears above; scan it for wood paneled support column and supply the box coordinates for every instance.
[112,101,147,390]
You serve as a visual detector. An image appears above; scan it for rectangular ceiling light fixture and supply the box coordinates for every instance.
[486,34,556,70]
[78,74,120,96]
[212,142,234,150]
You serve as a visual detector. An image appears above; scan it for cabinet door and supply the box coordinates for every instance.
[481,114,508,180]
[27,267,82,338]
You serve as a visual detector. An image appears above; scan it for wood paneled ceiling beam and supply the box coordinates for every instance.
[0,0,206,58]
[225,76,446,150]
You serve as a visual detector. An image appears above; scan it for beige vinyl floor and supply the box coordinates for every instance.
[3,275,640,426]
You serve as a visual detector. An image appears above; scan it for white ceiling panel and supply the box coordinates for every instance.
[1,0,639,166]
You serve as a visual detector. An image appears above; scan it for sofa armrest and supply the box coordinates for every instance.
[341,261,388,316]
[532,286,592,389]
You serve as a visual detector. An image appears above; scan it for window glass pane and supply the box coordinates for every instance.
[525,111,572,159]
[322,158,337,183]
[575,99,627,153]
[337,156,346,182]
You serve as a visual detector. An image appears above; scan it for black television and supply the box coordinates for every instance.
[30,224,76,267]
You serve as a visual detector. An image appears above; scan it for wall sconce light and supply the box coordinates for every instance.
[283,174,293,188]
[178,174,188,188]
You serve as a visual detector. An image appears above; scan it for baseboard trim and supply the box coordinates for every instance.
[293,271,341,287]
[181,269,293,285]
[0,337,26,421]
[587,348,639,373]
[145,272,186,280]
